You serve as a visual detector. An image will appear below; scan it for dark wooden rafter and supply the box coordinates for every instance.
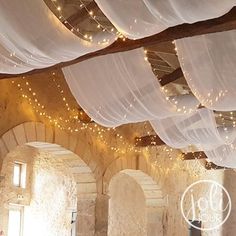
[159,67,183,86]
[181,151,207,160]
[63,1,98,26]
[135,135,165,147]
[0,7,236,80]
[205,161,230,170]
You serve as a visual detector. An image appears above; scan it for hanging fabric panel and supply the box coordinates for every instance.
[175,30,236,111]
[94,0,236,39]
[0,0,115,74]
[150,108,236,150]
[205,143,236,168]
[63,46,236,167]
[63,48,199,127]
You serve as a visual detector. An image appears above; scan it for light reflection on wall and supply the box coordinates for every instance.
[23,152,76,236]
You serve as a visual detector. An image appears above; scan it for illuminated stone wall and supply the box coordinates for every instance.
[0,73,230,236]
[108,173,147,236]
[23,151,76,236]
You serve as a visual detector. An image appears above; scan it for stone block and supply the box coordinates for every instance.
[139,155,148,172]
[35,122,45,142]
[69,134,77,152]
[54,128,69,148]
[0,138,8,159]
[45,125,54,143]
[2,130,17,151]
[77,182,97,194]
[74,173,96,183]
[24,122,36,142]
[70,165,92,174]
[13,124,27,145]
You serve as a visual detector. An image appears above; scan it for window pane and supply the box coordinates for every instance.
[13,162,27,188]
[8,209,21,236]
[13,163,20,187]
[21,164,27,188]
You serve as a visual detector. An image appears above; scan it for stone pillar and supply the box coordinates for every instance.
[147,207,164,236]
[76,198,96,236]
[95,194,110,236]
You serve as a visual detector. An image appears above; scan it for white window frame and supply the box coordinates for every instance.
[8,204,24,236]
[13,162,27,188]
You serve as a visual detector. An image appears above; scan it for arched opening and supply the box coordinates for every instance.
[0,125,97,236]
[27,142,97,236]
[108,169,165,236]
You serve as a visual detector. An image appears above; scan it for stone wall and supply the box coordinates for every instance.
[108,173,147,236]
[0,146,34,233]
[23,151,77,236]
[108,170,165,236]
[146,149,225,236]
[0,121,229,236]
[0,146,34,206]
[0,74,233,236]
[0,145,77,236]
[103,147,226,236]
[222,170,236,235]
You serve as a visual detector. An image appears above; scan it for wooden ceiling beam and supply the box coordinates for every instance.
[205,161,230,170]
[155,52,179,69]
[63,1,98,25]
[135,135,165,147]
[181,151,207,160]
[159,67,183,86]
[0,7,236,80]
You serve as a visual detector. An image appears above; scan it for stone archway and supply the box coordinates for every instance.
[0,122,98,236]
[108,169,165,236]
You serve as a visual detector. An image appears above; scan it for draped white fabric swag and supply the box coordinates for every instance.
[63,48,200,127]
[175,30,236,111]
[94,0,236,39]
[0,0,235,167]
[63,47,236,167]
[150,109,236,150]
[81,0,236,167]
[0,0,115,74]
[151,109,236,167]
[205,142,236,168]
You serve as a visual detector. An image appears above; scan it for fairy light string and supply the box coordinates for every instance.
[78,0,121,37]
[49,0,124,43]
[12,62,218,162]
[13,57,236,159]
[12,76,147,155]
[50,0,93,41]
[174,40,236,142]
[11,75,215,176]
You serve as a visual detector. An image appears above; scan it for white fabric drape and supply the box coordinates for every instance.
[63,47,236,167]
[205,143,236,168]
[175,30,236,111]
[0,0,115,74]
[150,108,236,150]
[63,48,199,127]
[94,0,236,39]
[151,108,236,167]
[2,0,236,167]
